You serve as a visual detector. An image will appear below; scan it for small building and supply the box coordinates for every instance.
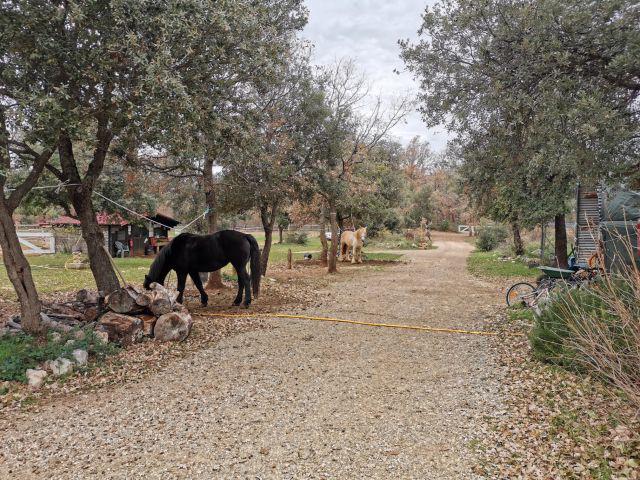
[575,184,640,270]
[40,209,179,257]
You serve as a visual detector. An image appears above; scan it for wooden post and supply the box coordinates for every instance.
[287,249,292,270]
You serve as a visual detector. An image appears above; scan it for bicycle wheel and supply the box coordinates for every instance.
[506,282,536,307]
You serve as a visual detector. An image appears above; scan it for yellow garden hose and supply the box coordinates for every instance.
[198,311,525,337]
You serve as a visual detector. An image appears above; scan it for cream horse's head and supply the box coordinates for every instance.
[355,226,367,242]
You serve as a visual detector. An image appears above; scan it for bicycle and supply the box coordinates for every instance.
[506,265,598,308]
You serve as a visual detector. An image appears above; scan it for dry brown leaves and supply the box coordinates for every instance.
[1,264,326,413]
[476,310,640,479]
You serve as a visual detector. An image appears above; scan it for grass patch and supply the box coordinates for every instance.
[467,251,538,279]
[0,231,399,298]
[0,329,119,382]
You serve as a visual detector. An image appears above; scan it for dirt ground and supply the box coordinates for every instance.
[0,232,505,479]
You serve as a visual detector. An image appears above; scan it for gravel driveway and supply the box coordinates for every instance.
[0,233,503,479]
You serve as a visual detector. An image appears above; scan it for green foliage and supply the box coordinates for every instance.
[284,230,308,245]
[436,219,451,232]
[467,251,538,279]
[476,225,509,252]
[530,281,640,372]
[401,0,640,230]
[405,185,433,228]
[0,329,118,382]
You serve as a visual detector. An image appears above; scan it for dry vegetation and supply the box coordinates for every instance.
[477,309,640,479]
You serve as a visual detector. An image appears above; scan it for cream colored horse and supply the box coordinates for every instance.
[340,227,367,263]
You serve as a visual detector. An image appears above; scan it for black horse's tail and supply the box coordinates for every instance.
[246,234,261,297]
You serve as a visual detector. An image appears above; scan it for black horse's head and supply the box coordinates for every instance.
[144,246,171,290]
[143,274,156,290]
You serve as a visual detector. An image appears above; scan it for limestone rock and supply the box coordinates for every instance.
[50,358,74,376]
[98,312,143,346]
[72,349,88,366]
[154,312,193,342]
[26,369,47,389]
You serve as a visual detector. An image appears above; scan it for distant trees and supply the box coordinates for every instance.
[401,0,640,265]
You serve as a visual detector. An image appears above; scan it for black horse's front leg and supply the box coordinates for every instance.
[176,271,187,304]
[189,271,208,306]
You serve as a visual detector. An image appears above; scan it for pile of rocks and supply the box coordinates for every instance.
[4,283,193,345]
[26,349,88,389]
[98,282,193,345]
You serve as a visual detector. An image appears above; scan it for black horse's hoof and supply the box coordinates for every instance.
[232,302,241,307]
[242,303,250,309]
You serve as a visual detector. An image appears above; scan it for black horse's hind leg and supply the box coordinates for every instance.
[232,263,251,307]
[232,266,243,306]
[239,264,251,308]
[189,271,208,306]
[176,271,187,304]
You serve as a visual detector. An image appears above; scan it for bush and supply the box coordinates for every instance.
[284,230,308,245]
[530,272,640,408]
[436,219,451,232]
[476,224,508,251]
[383,210,402,233]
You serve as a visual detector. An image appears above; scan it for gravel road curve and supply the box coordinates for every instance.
[0,233,503,479]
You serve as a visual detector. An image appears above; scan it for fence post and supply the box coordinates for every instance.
[287,249,292,269]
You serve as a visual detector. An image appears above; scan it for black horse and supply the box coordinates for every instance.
[143,230,261,307]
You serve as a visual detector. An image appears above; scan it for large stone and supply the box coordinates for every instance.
[49,358,74,376]
[154,312,193,342]
[72,349,88,366]
[98,312,143,346]
[26,369,47,389]
[138,314,157,337]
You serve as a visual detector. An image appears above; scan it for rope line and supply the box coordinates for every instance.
[198,311,525,337]
[93,191,176,230]
[7,181,208,232]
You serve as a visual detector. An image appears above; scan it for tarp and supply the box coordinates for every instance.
[600,188,640,271]
[602,189,640,221]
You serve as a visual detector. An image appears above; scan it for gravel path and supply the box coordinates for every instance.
[0,233,503,479]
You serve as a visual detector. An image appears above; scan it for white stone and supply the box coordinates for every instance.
[50,332,62,343]
[94,330,109,344]
[26,369,48,389]
[72,349,88,366]
[73,330,86,341]
[50,357,74,376]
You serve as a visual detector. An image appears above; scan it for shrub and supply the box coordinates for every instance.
[383,210,402,233]
[476,224,508,251]
[436,219,451,232]
[0,328,119,382]
[285,230,308,245]
[530,270,640,408]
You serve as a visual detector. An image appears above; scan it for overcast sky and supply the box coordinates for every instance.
[303,0,448,151]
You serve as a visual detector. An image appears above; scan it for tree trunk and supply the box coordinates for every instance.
[319,207,328,266]
[260,203,278,275]
[57,130,120,295]
[203,156,225,290]
[70,186,121,294]
[278,227,284,244]
[554,213,568,268]
[512,222,525,256]
[0,202,43,333]
[328,204,339,273]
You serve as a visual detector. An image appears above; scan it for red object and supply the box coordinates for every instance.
[41,212,128,227]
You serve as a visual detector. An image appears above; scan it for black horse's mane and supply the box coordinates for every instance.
[147,240,173,282]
